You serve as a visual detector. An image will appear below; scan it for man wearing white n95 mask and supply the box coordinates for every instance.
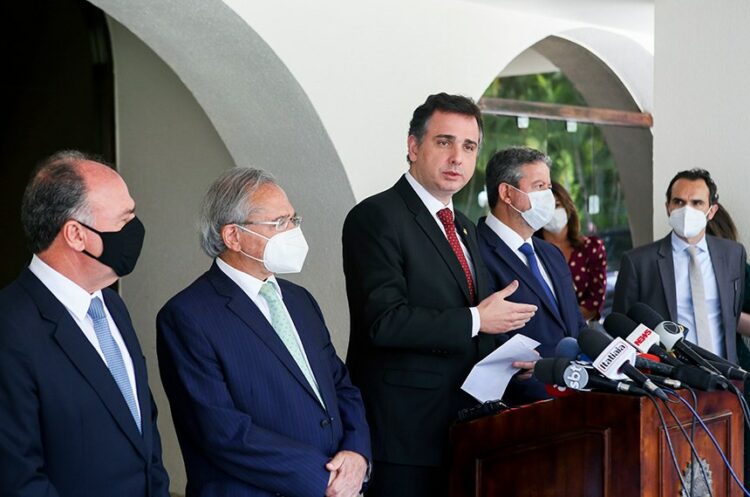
[477,147,586,401]
[614,168,746,362]
[157,168,370,497]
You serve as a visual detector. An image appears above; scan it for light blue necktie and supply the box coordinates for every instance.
[88,297,142,433]
[518,242,559,315]
[258,282,324,407]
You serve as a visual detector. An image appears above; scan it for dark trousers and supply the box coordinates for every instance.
[365,461,448,497]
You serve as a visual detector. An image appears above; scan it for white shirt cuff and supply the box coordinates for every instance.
[470,307,481,337]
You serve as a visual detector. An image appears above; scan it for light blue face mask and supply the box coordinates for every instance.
[508,184,556,231]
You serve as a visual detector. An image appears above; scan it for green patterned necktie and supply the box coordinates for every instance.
[258,282,324,407]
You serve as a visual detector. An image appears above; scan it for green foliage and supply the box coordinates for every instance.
[456,72,629,238]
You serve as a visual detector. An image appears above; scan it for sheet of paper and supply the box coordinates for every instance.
[461,334,540,402]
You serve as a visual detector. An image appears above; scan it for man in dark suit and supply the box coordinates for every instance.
[342,93,538,497]
[0,151,169,497]
[614,168,746,362]
[477,147,585,399]
[157,168,370,497]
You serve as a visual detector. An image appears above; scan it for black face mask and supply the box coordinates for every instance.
[78,216,146,277]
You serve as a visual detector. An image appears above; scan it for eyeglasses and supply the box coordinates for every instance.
[239,215,302,232]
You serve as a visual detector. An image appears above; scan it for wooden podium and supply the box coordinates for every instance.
[450,389,744,497]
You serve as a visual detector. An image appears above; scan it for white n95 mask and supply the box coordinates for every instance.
[668,206,708,239]
[509,185,556,231]
[236,225,309,274]
[544,207,568,234]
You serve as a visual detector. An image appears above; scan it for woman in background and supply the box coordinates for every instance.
[536,181,607,321]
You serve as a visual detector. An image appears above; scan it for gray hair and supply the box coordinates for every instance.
[485,146,552,209]
[199,167,278,258]
[21,150,96,254]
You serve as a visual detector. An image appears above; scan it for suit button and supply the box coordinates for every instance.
[320,417,332,427]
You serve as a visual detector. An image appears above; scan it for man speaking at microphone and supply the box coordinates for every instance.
[477,147,586,399]
[613,169,746,362]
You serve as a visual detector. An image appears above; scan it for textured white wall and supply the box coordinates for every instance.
[222,0,653,202]
[654,0,750,246]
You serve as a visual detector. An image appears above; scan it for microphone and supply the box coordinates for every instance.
[627,303,734,383]
[533,357,646,395]
[604,312,683,367]
[555,336,591,362]
[578,327,668,400]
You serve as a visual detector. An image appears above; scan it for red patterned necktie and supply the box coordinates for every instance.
[437,208,476,304]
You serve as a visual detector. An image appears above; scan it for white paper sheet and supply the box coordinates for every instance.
[460,334,540,402]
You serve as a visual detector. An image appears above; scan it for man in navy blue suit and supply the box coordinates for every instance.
[0,150,169,496]
[157,168,371,497]
[477,147,585,398]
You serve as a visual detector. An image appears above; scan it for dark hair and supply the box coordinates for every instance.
[706,203,738,242]
[485,146,552,209]
[21,150,97,254]
[665,168,719,205]
[407,93,483,164]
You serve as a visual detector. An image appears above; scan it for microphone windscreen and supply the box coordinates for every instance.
[578,327,613,359]
[532,358,557,384]
[555,337,581,359]
[627,303,664,329]
[603,313,639,340]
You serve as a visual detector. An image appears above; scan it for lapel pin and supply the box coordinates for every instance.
[463,228,468,236]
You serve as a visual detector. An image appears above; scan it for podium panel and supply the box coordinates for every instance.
[450,389,743,497]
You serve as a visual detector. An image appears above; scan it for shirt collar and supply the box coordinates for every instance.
[28,254,104,321]
[671,231,708,254]
[215,257,282,300]
[404,172,454,217]
[484,212,531,250]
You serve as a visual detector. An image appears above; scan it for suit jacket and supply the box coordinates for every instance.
[342,175,498,467]
[613,233,746,362]
[477,218,585,358]
[0,269,169,497]
[156,263,371,497]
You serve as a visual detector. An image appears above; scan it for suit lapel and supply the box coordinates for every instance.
[284,292,335,410]
[531,240,567,326]
[207,265,325,409]
[395,177,473,304]
[478,223,564,327]
[706,236,733,334]
[656,235,679,321]
[18,270,146,458]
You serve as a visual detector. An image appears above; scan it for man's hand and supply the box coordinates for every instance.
[512,359,538,381]
[325,450,368,497]
[477,280,537,334]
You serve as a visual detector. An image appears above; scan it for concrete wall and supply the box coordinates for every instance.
[654,0,750,246]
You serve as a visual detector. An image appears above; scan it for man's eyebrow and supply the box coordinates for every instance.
[434,134,456,140]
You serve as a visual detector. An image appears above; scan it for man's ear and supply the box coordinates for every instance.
[498,183,513,205]
[221,224,242,252]
[706,204,718,221]
[62,220,86,251]
[407,135,420,164]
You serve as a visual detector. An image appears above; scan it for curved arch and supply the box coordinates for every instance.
[489,31,654,246]
[87,0,354,342]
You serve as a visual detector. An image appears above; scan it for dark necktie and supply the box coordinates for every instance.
[518,242,559,313]
[437,208,476,304]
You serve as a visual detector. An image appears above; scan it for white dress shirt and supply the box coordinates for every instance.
[671,232,725,357]
[28,255,141,419]
[404,172,481,336]
[484,213,557,300]
[215,257,320,381]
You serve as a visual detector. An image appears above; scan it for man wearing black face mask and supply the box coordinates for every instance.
[0,150,170,497]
